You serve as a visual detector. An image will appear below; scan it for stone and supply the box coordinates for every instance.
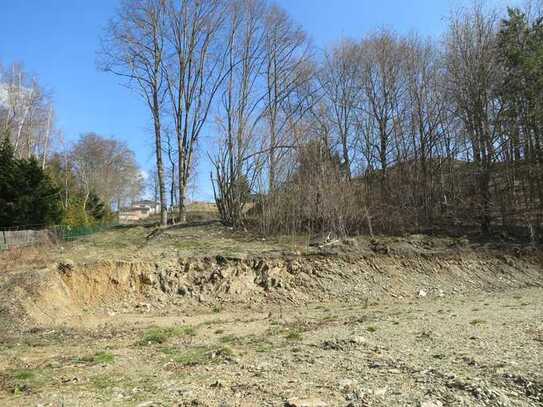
[57,259,75,274]
[338,378,357,393]
[417,289,428,297]
[285,398,328,407]
[420,400,444,407]
[350,336,367,345]
[136,401,160,407]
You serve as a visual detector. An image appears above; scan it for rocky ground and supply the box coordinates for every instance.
[0,287,541,406]
[0,222,542,406]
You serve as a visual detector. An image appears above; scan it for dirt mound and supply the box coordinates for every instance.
[1,250,542,329]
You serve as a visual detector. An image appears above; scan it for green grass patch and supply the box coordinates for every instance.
[138,325,196,345]
[91,374,117,390]
[5,368,48,394]
[285,330,303,341]
[255,341,274,353]
[74,351,115,365]
[12,369,34,381]
[219,334,239,344]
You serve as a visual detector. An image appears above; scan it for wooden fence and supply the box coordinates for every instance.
[0,229,55,250]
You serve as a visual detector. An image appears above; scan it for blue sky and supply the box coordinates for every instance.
[0,0,506,201]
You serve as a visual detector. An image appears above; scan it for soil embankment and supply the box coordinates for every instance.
[1,246,541,329]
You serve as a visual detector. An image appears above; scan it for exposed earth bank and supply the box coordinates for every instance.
[1,242,543,329]
[0,234,542,406]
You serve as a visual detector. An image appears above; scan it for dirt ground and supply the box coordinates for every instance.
[0,222,542,406]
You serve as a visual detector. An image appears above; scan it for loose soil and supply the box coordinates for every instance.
[0,222,542,406]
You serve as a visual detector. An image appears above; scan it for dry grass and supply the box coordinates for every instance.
[186,202,218,213]
[0,245,53,273]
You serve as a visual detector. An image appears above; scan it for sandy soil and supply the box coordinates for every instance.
[0,224,542,406]
[0,287,541,406]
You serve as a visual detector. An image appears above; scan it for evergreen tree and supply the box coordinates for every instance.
[0,137,63,228]
[86,191,106,222]
[0,136,19,226]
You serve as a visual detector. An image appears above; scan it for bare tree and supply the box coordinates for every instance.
[162,0,228,223]
[402,36,448,224]
[99,0,169,226]
[319,40,362,180]
[263,5,311,191]
[359,32,407,192]
[211,0,268,227]
[71,133,144,211]
[445,4,502,234]
[0,63,56,163]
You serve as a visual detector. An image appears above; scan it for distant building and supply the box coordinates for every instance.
[132,200,160,215]
[118,200,160,224]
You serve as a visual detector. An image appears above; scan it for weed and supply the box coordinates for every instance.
[94,351,115,364]
[198,318,229,327]
[266,326,282,336]
[470,319,487,326]
[212,305,222,313]
[285,331,303,341]
[161,345,234,366]
[219,335,238,344]
[139,325,196,345]
[91,374,116,390]
[366,326,378,333]
[214,329,224,334]
[5,368,48,394]
[255,341,274,353]
[74,351,115,365]
[12,369,34,381]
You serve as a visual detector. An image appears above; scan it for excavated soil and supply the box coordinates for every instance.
[1,249,542,329]
[0,232,542,406]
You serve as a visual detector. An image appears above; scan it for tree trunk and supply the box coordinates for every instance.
[153,99,168,227]
[178,175,187,223]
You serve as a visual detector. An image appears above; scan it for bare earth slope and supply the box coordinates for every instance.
[0,223,541,406]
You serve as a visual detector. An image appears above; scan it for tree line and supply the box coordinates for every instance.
[101,0,543,239]
[0,64,145,228]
